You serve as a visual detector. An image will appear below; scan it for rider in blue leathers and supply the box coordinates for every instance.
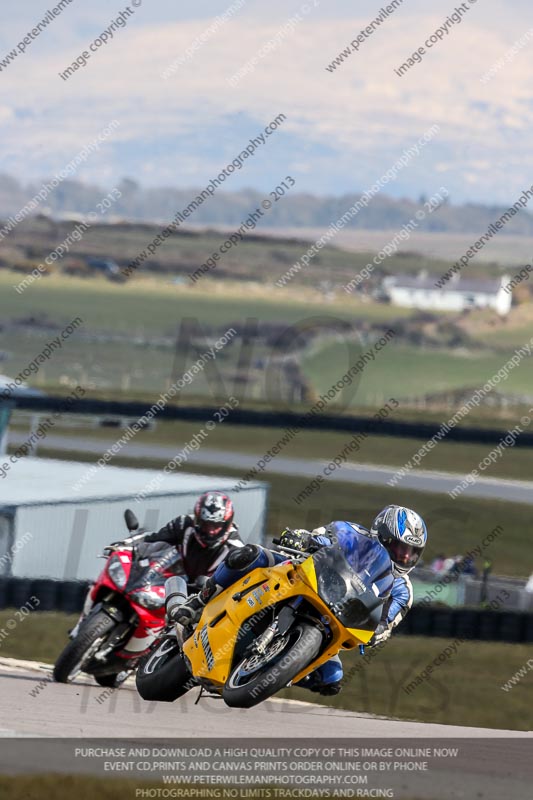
[171,506,427,696]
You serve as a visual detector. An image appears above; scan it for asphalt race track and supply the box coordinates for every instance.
[11,431,533,505]
[0,658,531,799]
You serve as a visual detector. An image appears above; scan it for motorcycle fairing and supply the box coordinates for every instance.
[182,543,390,690]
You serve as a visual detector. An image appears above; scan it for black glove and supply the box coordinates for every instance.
[167,594,207,626]
[167,577,217,627]
[279,528,312,552]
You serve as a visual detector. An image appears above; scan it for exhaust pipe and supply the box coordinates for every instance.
[165,576,188,620]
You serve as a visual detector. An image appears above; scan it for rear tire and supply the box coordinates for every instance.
[136,637,195,702]
[53,610,116,684]
[222,622,322,709]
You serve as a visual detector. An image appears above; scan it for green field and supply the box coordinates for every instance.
[2,270,406,332]
[2,269,533,409]
[303,339,533,401]
[0,270,414,403]
[4,215,533,415]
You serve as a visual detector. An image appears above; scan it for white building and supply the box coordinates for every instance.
[0,458,267,580]
[383,274,512,316]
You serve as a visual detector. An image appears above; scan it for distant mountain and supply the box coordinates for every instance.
[2,174,533,236]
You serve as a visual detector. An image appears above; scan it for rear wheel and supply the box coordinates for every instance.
[136,637,195,702]
[53,610,116,684]
[222,622,322,709]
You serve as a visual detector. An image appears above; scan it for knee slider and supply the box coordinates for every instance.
[318,658,343,685]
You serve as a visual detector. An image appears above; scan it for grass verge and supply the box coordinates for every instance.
[0,610,77,663]
[0,775,430,800]
[282,635,533,731]
[0,775,151,800]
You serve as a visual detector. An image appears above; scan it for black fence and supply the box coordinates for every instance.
[0,577,89,615]
[1,576,532,643]
[398,604,533,644]
[12,395,533,447]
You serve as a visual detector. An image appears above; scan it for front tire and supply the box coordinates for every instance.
[222,622,322,709]
[53,610,116,683]
[136,637,195,702]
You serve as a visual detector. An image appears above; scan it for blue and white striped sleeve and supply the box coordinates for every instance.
[386,575,414,628]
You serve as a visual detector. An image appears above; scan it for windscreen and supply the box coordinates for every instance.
[330,528,393,595]
[312,532,393,629]
[126,542,181,592]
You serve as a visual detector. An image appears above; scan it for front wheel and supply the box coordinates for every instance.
[53,610,116,683]
[222,622,322,709]
[136,637,195,702]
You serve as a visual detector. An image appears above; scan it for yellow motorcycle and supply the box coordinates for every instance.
[136,531,393,708]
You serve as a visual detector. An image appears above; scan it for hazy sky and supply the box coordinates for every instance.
[1,0,532,204]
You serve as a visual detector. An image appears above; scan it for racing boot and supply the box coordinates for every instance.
[296,656,343,696]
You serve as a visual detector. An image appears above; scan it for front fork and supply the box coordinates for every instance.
[69,585,96,639]
[254,597,304,655]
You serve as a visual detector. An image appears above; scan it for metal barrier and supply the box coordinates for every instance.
[412,567,533,613]
[12,394,533,447]
[399,605,533,644]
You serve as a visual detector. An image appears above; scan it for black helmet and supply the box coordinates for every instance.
[193,491,234,548]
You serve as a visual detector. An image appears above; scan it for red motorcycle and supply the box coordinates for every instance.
[53,510,184,687]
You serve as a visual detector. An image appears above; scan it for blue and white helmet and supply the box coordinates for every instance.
[371,505,427,576]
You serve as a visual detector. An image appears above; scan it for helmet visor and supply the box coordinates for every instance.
[387,539,423,569]
[199,521,224,538]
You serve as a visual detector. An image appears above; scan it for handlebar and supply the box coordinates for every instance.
[101,531,149,557]
[271,543,308,559]
[101,545,130,558]
[271,535,309,559]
